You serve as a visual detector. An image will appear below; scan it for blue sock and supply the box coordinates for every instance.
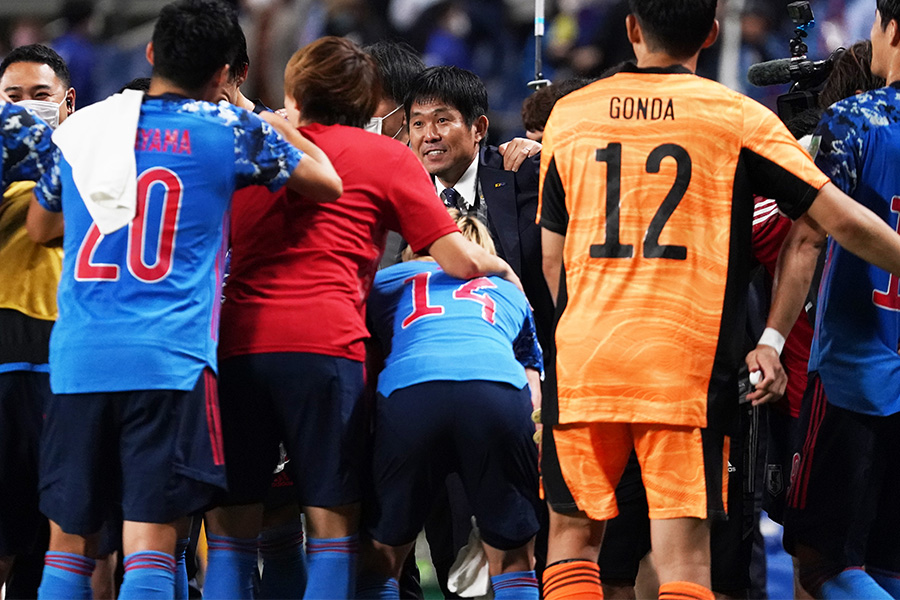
[203,533,258,600]
[174,538,190,600]
[356,574,400,599]
[303,535,358,600]
[119,551,176,600]
[491,570,540,599]
[870,567,900,599]
[38,551,95,600]
[821,568,893,600]
[258,522,307,599]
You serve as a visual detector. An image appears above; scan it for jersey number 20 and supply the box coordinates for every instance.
[75,167,183,283]
[590,142,691,260]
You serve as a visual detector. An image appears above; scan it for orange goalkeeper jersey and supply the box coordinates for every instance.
[538,64,830,431]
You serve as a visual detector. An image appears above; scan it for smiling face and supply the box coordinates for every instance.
[0,61,74,125]
[408,99,487,186]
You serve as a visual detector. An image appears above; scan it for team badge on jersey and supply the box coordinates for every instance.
[765,464,784,496]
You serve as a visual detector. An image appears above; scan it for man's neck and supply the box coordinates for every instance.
[437,151,478,188]
[635,53,699,74]
[148,77,204,101]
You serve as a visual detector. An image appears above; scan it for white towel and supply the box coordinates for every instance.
[52,89,144,234]
[447,522,493,598]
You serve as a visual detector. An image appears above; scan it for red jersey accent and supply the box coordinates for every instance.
[219,123,459,361]
[751,195,813,417]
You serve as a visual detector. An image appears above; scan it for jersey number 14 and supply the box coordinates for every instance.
[402,271,497,328]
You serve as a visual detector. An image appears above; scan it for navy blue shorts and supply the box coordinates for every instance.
[364,380,541,551]
[39,370,227,535]
[762,405,801,525]
[216,352,367,507]
[0,370,50,555]
[783,372,900,573]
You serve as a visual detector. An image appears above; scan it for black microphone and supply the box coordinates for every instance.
[747,56,830,87]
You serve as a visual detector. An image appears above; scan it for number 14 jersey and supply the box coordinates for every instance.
[538,63,829,430]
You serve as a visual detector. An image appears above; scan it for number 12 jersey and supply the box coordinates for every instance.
[538,63,829,431]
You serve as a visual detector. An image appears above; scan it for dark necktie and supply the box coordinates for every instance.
[440,187,461,209]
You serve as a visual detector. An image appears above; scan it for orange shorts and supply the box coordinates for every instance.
[548,422,729,521]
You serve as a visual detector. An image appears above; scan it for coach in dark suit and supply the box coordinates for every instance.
[404,65,553,598]
[406,66,554,355]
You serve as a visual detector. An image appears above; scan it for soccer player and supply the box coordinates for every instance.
[24,1,341,598]
[750,2,900,598]
[359,211,543,600]
[538,1,900,599]
[205,35,518,600]
[0,76,56,591]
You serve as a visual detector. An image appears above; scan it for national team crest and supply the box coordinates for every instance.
[765,464,784,496]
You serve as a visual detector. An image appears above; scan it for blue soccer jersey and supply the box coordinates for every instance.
[808,84,900,415]
[34,95,303,393]
[368,261,542,397]
[1,100,54,189]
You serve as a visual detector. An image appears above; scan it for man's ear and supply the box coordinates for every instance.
[145,42,154,66]
[625,14,641,46]
[702,18,720,49]
[473,114,489,144]
[890,18,900,47]
[65,88,76,114]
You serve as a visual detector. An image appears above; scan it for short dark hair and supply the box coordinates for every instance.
[406,66,488,127]
[118,77,151,93]
[818,41,885,109]
[363,40,425,106]
[151,0,241,92]
[0,44,71,88]
[284,36,380,128]
[628,0,717,59]
[228,19,250,82]
[877,0,900,29]
[521,78,593,133]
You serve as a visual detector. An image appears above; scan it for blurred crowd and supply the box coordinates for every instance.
[0,0,881,165]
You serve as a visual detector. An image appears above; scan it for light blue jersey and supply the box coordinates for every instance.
[34,95,303,393]
[809,84,900,415]
[368,261,542,397]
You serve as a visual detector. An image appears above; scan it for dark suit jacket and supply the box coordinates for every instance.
[478,145,555,358]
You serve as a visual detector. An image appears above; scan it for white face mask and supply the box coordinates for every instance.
[364,104,404,138]
[18,98,66,129]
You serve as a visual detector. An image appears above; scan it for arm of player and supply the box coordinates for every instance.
[746,214,825,405]
[498,137,541,172]
[257,111,342,203]
[426,231,523,290]
[26,192,64,245]
[542,228,564,306]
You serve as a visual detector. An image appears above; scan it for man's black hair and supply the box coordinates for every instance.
[151,0,242,92]
[118,77,151,93]
[0,44,71,88]
[628,0,717,59]
[877,0,900,29]
[228,14,250,81]
[364,40,425,106]
[405,65,488,127]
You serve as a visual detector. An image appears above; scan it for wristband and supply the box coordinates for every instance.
[757,327,786,356]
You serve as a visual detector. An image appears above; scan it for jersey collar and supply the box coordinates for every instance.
[617,61,693,75]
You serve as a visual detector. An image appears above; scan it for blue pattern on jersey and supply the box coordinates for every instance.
[809,83,900,415]
[368,261,541,397]
[1,101,54,190]
[34,95,304,393]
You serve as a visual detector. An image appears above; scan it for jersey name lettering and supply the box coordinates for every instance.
[135,128,192,155]
[609,97,675,121]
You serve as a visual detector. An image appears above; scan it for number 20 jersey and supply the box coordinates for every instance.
[538,64,830,430]
[34,96,303,394]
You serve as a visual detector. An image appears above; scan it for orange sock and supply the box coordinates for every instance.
[542,560,603,599]
[658,581,715,600]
